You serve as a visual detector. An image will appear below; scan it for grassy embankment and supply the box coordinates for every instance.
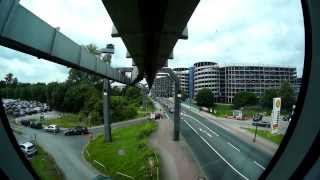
[244,128,284,145]
[85,121,159,180]
[30,145,64,180]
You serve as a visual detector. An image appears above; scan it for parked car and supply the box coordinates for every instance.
[20,119,30,127]
[155,112,162,120]
[252,121,271,128]
[19,142,37,156]
[64,126,89,136]
[282,115,290,121]
[30,122,43,129]
[44,124,60,133]
[253,114,263,122]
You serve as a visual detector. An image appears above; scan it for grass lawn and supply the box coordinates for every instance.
[244,128,284,145]
[30,145,64,180]
[211,104,233,117]
[85,121,159,180]
[43,114,87,128]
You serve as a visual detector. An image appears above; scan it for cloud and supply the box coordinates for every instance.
[0,47,68,83]
[0,0,305,83]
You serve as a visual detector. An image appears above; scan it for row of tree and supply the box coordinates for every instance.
[0,71,145,125]
[195,81,296,112]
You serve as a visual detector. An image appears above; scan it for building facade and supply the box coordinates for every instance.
[150,76,173,97]
[173,68,190,97]
[155,62,298,103]
[193,62,220,101]
[220,65,297,103]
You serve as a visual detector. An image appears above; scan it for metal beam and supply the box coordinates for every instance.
[0,0,130,84]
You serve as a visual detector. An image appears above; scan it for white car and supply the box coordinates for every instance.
[19,142,37,156]
[44,124,60,133]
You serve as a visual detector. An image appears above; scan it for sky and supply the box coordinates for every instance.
[0,0,305,83]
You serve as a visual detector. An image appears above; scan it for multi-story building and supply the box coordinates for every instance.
[220,65,297,103]
[173,68,190,96]
[193,62,220,101]
[152,62,298,103]
[150,76,173,97]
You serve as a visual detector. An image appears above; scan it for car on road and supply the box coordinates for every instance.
[64,126,89,136]
[20,119,31,127]
[30,122,43,129]
[44,124,60,133]
[19,142,37,156]
[169,108,174,113]
[252,121,271,128]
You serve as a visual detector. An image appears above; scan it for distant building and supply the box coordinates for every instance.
[193,62,220,102]
[220,65,297,103]
[173,68,190,97]
[294,77,302,96]
[151,76,173,97]
[154,61,298,103]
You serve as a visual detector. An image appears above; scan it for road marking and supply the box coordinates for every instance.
[199,128,212,138]
[183,114,219,136]
[164,113,169,119]
[254,161,266,170]
[94,160,105,169]
[184,120,249,180]
[227,142,240,152]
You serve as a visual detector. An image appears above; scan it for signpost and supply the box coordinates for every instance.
[271,97,281,134]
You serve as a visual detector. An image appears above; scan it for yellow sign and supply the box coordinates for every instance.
[276,99,281,108]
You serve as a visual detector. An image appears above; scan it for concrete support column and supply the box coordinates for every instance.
[173,81,181,141]
[103,78,112,142]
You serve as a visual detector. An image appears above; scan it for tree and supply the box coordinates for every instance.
[195,88,215,108]
[86,44,99,55]
[260,89,279,109]
[278,81,295,112]
[233,92,258,108]
[4,73,13,85]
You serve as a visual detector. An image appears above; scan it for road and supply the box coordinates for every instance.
[11,116,149,180]
[14,125,98,180]
[156,99,272,180]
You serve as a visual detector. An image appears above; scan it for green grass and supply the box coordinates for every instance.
[30,145,64,180]
[211,104,233,117]
[244,128,284,145]
[85,121,159,180]
[43,114,86,128]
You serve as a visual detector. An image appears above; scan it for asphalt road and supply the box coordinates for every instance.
[157,99,272,180]
[14,126,98,180]
[12,116,149,180]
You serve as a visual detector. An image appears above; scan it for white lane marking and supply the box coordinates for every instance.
[165,113,169,119]
[254,161,266,170]
[184,120,249,180]
[199,128,212,138]
[227,142,241,152]
[183,114,219,136]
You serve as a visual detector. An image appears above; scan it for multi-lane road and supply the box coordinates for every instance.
[156,99,273,180]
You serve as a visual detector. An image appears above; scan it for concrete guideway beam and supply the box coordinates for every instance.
[0,0,130,84]
[102,0,199,86]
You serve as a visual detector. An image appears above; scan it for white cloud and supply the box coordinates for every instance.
[0,0,305,83]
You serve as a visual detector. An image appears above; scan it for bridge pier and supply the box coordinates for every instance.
[173,78,181,141]
[103,78,112,143]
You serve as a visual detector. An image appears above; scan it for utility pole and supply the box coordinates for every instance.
[103,78,112,142]
[99,44,114,143]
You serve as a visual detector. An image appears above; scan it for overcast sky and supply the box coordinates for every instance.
[0,0,305,83]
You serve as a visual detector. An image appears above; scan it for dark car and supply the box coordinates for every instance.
[30,122,42,129]
[252,121,271,128]
[64,126,89,136]
[20,120,30,127]
[253,114,263,122]
[155,113,162,120]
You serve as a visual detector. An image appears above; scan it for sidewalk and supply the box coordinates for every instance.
[149,118,205,180]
